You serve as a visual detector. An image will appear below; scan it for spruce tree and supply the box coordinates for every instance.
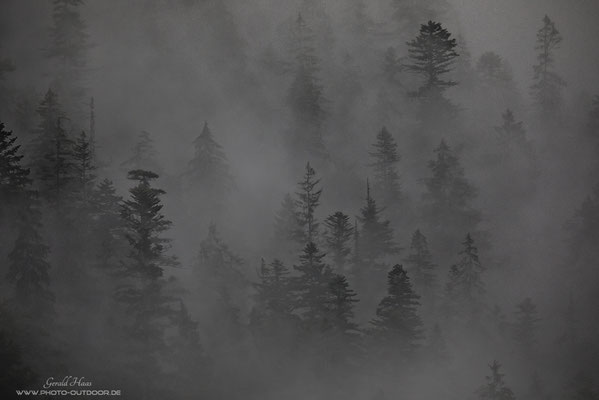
[531,15,565,120]
[369,127,402,207]
[322,274,361,367]
[116,169,178,397]
[90,178,124,271]
[184,121,233,198]
[295,162,322,244]
[287,14,327,159]
[477,52,514,86]
[0,122,31,204]
[476,361,516,400]
[120,169,177,279]
[513,297,540,354]
[427,323,449,362]
[404,229,437,294]
[323,211,353,273]
[370,264,423,358]
[357,181,399,271]
[292,242,333,330]
[445,234,485,319]
[406,21,458,97]
[495,109,531,151]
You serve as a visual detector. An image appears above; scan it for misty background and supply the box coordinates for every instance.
[1,0,598,399]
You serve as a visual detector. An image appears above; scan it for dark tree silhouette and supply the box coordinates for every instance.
[406,21,458,96]
[0,122,31,204]
[370,264,423,358]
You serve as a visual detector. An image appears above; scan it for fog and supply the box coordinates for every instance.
[1,0,598,399]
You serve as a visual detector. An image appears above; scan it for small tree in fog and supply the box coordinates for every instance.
[357,181,399,272]
[369,127,402,208]
[513,297,540,354]
[531,15,565,120]
[184,122,233,198]
[370,264,423,357]
[495,109,531,152]
[0,122,31,206]
[323,211,353,273]
[476,361,516,400]
[404,229,437,294]
[426,323,449,362]
[445,234,485,319]
[406,21,458,97]
[90,178,124,271]
[253,259,295,323]
[292,242,333,330]
[72,131,96,206]
[295,162,322,244]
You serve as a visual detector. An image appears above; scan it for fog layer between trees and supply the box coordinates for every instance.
[1,1,599,399]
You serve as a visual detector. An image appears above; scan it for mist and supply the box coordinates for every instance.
[1,0,598,399]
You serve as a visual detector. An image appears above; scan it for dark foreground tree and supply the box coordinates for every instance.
[406,21,458,97]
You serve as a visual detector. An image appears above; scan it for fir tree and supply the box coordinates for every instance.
[322,274,361,367]
[323,211,353,273]
[531,15,565,120]
[287,14,327,159]
[369,127,402,207]
[513,297,540,354]
[0,122,31,203]
[445,233,485,319]
[120,169,177,279]
[495,109,531,151]
[406,21,458,97]
[254,259,294,319]
[295,162,322,244]
[477,52,514,86]
[404,229,437,293]
[370,264,423,357]
[292,242,333,330]
[184,121,233,198]
[476,361,516,400]
[90,179,124,271]
[357,181,399,271]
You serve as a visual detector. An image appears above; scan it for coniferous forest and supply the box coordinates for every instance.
[1,1,599,399]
